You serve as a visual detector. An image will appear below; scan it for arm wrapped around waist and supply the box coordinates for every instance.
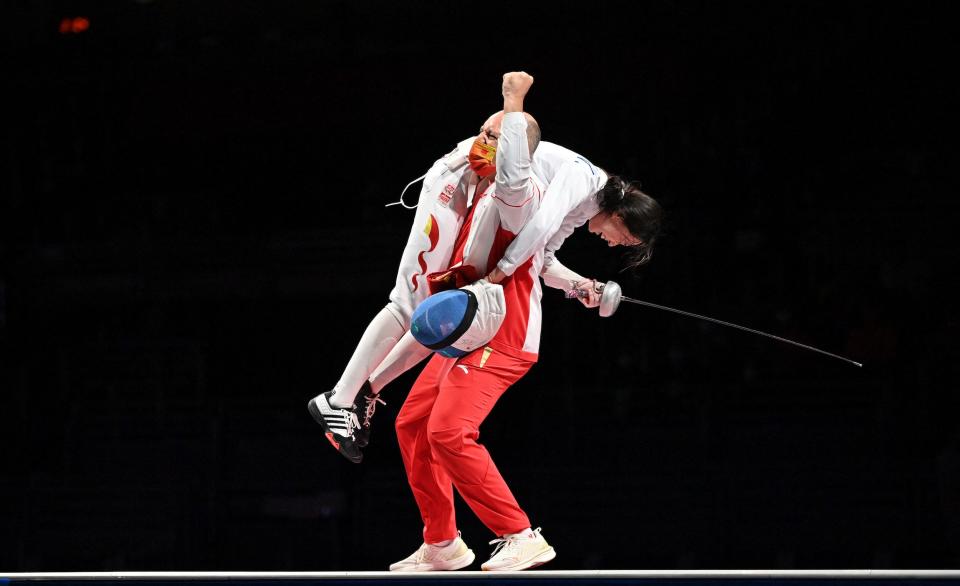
[426,264,482,295]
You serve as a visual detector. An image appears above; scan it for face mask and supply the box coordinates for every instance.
[468,140,496,177]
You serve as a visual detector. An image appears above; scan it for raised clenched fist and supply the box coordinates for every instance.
[502,71,534,99]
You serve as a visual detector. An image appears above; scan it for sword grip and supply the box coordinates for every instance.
[566,280,621,317]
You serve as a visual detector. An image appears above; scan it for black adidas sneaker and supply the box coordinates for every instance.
[308,391,363,463]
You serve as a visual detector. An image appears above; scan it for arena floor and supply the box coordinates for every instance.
[5,570,960,585]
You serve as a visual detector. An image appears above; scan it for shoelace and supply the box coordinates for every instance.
[413,543,430,564]
[488,535,522,560]
[488,528,542,560]
[414,540,449,564]
[362,394,386,428]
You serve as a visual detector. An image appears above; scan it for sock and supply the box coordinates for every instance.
[429,538,454,548]
[329,307,404,408]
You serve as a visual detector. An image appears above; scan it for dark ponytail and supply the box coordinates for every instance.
[598,175,663,269]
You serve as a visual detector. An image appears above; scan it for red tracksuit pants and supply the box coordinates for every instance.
[395,346,533,543]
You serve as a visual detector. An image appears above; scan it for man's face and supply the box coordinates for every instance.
[477,112,504,148]
[588,212,642,247]
[468,112,504,178]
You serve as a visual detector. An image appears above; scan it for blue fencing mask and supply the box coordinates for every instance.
[410,280,507,358]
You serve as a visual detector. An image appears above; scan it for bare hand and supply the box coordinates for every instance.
[572,279,602,308]
[486,267,507,284]
[502,71,534,100]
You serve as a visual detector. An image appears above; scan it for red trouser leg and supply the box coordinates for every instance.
[395,354,458,543]
[396,347,533,541]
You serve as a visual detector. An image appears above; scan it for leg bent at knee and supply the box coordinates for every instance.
[427,425,490,486]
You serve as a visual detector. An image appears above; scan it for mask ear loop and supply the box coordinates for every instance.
[385,172,428,209]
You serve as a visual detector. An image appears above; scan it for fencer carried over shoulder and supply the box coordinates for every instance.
[367,143,608,392]
[333,73,544,402]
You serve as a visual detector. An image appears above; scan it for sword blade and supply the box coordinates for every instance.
[619,295,863,368]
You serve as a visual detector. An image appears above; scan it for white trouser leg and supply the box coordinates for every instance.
[328,306,405,407]
[368,331,433,394]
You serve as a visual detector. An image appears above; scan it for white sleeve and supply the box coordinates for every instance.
[539,256,589,293]
[541,210,582,268]
[492,112,538,233]
[496,159,604,276]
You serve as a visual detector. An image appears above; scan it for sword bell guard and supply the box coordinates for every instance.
[598,281,622,318]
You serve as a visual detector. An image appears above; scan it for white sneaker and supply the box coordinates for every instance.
[389,533,475,572]
[481,527,556,571]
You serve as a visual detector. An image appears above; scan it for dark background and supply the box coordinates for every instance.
[2,0,958,572]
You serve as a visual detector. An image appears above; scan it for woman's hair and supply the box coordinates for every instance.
[597,175,663,268]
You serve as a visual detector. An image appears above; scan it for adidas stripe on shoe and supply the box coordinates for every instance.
[307,391,363,463]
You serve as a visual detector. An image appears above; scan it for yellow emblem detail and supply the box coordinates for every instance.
[479,347,493,368]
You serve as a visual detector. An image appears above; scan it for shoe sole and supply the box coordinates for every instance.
[355,427,369,448]
[389,549,475,572]
[307,398,362,464]
[481,546,556,571]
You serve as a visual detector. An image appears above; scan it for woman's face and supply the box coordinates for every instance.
[588,211,642,247]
